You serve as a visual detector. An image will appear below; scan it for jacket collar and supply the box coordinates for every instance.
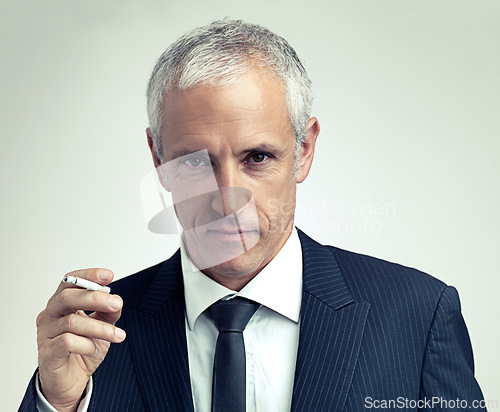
[129,230,370,411]
[291,230,370,411]
[298,229,355,310]
[136,230,355,314]
[128,251,195,411]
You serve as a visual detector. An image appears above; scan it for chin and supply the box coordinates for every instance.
[206,252,264,278]
[185,229,261,271]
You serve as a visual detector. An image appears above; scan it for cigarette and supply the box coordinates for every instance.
[63,275,111,293]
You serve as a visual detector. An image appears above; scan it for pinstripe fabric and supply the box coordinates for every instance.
[19,231,485,411]
[317,234,486,412]
[95,251,195,412]
[291,236,371,411]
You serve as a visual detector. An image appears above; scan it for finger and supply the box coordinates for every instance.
[47,288,123,318]
[44,333,100,359]
[89,307,123,325]
[44,312,126,343]
[54,268,114,295]
[37,309,90,336]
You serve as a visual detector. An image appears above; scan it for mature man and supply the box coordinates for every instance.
[21,19,484,411]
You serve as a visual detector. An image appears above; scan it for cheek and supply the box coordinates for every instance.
[258,198,279,221]
[255,195,293,229]
[174,195,214,228]
[250,170,296,227]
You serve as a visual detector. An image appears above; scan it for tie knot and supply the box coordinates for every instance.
[207,297,260,332]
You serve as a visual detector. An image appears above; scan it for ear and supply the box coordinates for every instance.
[147,128,162,168]
[146,128,171,192]
[295,117,320,184]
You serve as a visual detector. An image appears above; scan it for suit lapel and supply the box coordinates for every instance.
[126,251,195,412]
[291,231,370,411]
[123,232,369,411]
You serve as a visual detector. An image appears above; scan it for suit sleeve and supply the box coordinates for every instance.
[18,370,38,412]
[420,286,486,411]
[18,369,92,412]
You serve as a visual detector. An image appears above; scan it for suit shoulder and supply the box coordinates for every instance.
[109,250,180,308]
[330,245,446,286]
[329,245,447,304]
[110,261,161,297]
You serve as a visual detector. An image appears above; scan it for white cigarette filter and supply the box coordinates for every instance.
[63,275,111,293]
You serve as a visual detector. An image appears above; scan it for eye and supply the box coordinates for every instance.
[248,153,269,163]
[182,156,208,167]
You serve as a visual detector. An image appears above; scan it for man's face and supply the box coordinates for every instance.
[153,70,317,289]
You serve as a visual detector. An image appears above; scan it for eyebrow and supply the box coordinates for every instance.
[168,149,208,159]
[168,143,283,161]
[236,144,282,156]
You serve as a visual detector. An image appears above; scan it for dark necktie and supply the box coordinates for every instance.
[206,297,260,412]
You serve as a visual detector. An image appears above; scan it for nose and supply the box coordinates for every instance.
[214,162,240,188]
[211,165,249,216]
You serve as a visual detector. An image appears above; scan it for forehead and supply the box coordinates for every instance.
[164,69,286,118]
[159,70,294,156]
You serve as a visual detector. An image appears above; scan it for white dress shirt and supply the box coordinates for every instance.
[183,228,302,412]
[35,372,92,412]
[36,228,302,411]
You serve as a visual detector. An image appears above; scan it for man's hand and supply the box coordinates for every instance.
[36,269,125,412]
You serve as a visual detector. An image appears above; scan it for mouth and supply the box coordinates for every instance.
[201,218,259,243]
[206,227,256,242]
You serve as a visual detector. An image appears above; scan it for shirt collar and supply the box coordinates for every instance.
[182,227,303,330]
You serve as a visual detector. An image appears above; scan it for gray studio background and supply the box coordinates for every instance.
[1,0,499,409]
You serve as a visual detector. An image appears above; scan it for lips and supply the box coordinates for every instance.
[209,229,245,236]
[206,227,256,240]
[208,230,245,241]
[201,220,258,246]
[206,216,258,232]
[208,223,254,234]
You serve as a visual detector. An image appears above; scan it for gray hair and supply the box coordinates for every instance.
[146,19,313,170]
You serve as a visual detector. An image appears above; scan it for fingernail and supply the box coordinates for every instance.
[115,328,126,340]
[108,295,122,309]
[98,270,111,281]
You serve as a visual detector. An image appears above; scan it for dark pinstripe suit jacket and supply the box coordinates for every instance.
[20,230,485,411]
